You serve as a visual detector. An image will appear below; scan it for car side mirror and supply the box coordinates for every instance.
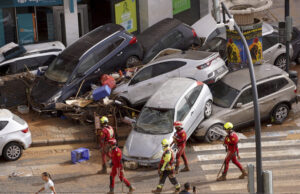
[236,102,243,108]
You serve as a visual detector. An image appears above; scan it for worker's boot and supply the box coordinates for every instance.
[174,186,180,194]
[128,185,136,194]
[217,173,227,181]
[152,187,162,193]
[107,187,114,194]
[180,165,190,172]
[175,167,179,174]
[239,169,248,179]
[97,164,107,174]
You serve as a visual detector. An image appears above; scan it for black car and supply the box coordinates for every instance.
[291,27,300,63]
[137,18,199,63]
[30,23,143,112]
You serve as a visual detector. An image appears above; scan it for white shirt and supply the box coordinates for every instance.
[44,179,54,194]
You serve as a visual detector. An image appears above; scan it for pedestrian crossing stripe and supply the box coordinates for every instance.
[193,139,300,152]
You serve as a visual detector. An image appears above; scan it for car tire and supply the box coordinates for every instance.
[3,142,23,161]
[204,124,223,143]
[126,56,140,68]
[271,103,290,124]
[204,100,213,119]
[274,54,287,70]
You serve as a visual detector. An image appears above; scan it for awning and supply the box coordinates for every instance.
[0,0,63,8]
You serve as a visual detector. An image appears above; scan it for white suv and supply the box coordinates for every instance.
[0,109,32,161]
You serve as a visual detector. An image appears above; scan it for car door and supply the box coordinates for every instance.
[161,30,184,50]
[184,85,205,136]
[175,96,193,136]
[127,65,154,105]
[102,37,126,71]
[226,87,254,126]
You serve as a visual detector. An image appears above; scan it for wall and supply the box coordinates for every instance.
[63,0,79,46]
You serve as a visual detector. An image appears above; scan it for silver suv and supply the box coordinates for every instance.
[193,64,298,142]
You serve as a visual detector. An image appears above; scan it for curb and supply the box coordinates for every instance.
[31,136,96,147]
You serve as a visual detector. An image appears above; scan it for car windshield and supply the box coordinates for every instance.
[45,54,78,83]
[200,38,223,52]
[210,81,240,108]
[135,107,174,134]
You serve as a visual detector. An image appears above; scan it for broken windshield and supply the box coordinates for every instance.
[135,107,174,134]
[45,54,78,83]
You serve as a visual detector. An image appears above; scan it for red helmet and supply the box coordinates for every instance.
[108,139,117,146]
[174,121,183,128]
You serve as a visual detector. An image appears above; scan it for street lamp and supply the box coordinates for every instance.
[219,2,264,193]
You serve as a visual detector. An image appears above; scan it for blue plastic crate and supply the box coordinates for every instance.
[71,148,90,164]
[92,85,111,101]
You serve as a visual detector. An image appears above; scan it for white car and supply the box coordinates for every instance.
[0,109,32,161]
[122,78,213,166]
[114,50,227,106]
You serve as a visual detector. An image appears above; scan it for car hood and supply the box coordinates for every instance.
[31,76,62,104]
[125,129,173,158]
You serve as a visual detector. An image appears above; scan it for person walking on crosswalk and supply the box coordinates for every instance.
[152,139,181,193]
[217,122,248,181]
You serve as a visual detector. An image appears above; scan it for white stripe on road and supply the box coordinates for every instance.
[197,149,300,161]
[193,139,300,152]
[201,158,300,171]
[249,129,300,139]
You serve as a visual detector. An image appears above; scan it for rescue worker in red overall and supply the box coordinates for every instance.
[152,139,181,194]
[217,122,248,181]
[98,116,115,174]
[172,121,190,174]
[107,139,135,194]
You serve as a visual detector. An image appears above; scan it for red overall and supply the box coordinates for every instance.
[223,132,243,174]
[100,125,115,165]
[110,147,131,189]
[173,129,188,168]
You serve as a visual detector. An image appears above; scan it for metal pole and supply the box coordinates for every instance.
[248,164,255,194]
[263,170,273,194]
[285,0,290,72]
[221,3,263,193]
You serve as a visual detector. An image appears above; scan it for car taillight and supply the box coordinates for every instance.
[129,36,137,45]
[192,29,197,37]
[294,88,297,94]
[197,56,219,70]
[21,128,29,133]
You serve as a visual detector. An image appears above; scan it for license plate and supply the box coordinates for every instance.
[139,162,150,166]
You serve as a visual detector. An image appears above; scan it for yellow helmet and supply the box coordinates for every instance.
[161,139,169,147]
[100,116,109,124]
[224,122,234,130]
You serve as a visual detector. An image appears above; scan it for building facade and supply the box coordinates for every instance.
[0,0,210,47]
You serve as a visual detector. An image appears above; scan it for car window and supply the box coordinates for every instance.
[145,42,164,62]
[0,63,12,76]
[114,37,125,47]
[0,121,8,131]
[258,78,289,98]
[161,30,184,47]
[236,88,253,105]
[262,34,278,51]
[176,97,192,121]
[292,29,298,41]
[14,55,56,74]
[152,61,186,77]
[185,85,203,106]
[77,43,116,74]
[207,28,221,41]
[130,66,153,85]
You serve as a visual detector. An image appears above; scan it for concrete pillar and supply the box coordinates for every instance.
[63,0,79,46]
[247,164,255,194]
[263,170,273,194]
[139,0,173,32]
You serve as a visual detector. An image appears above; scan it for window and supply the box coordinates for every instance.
[236,88,253,105]
[114,37,125,47]
[130,66,153,85]
[152,61,186,77]
[258,78,289,98]
[210,81,240,108]
[144,42,164,62]
[14,58,39,74]
[262,34,278,51]
[185,85,203,106]
[0,121,8,131]
[161,31,184,47]
[177,98,192,121]
[291,29,299,41]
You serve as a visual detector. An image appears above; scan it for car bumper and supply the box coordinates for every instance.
[204,67,229,84]
[291,95,300,104]
[122,155,160,167]
[23,131,32,149]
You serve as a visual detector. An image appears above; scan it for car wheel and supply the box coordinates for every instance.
[274,55,287,70]
[3,142,23,161]
[126,56,140,68]
[204,124,223,143]
[204,100,213,119]
[271,103,290,124]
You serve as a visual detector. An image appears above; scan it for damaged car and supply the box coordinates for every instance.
[114,50,227,107]
[122,78,213,166]
[30,23,143,112]
[193,64,298,143]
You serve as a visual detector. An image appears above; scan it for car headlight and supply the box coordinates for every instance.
[151,150,163,160]
[123,146,128,156]
[48,91,62,103]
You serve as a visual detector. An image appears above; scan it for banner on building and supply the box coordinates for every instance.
[173,0,191,15]
[114,0,137,33]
